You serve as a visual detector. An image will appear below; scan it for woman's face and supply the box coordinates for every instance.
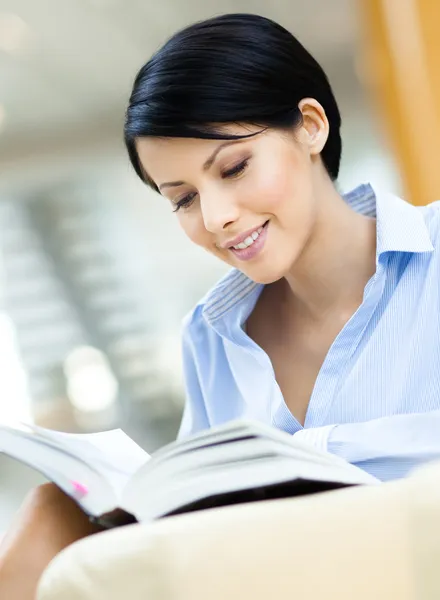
[136,102,328,284]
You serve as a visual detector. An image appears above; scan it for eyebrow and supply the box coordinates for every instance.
[158,140,243,192]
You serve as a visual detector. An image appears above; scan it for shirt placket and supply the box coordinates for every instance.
[273,258,389,432]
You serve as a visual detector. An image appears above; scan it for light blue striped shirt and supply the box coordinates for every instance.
[179,183,440,481]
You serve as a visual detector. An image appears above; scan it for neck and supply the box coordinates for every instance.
[283,179,377,321]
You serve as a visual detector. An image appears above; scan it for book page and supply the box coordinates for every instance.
[69,429,149,474]
[24,425,150,493]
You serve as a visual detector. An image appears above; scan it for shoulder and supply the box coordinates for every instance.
[179,270,248,438]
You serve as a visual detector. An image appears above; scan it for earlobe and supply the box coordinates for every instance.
[308,128,327,155]
[298,98,329,156]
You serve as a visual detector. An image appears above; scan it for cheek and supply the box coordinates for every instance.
[249,160,296,213]
[250,151,313,219]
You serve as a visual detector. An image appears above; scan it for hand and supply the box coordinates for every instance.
[0,483,102,600]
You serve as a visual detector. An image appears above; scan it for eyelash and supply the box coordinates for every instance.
[173,192,197,212]
[221,158,249,180]
[172,159,249,212]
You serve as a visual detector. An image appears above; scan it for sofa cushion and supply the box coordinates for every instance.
[37,461,440,600]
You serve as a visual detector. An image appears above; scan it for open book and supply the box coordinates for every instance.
[0,420,378,527]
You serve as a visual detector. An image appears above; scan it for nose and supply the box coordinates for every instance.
[201,191,240,234]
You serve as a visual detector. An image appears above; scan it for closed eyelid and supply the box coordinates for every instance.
[221,154,250,169]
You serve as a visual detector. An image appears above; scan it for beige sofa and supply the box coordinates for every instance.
[37,461,440,600]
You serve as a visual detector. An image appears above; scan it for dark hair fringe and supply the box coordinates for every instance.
[124,13,342,185]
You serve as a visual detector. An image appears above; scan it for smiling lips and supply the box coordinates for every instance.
[231,225,265,249]
[227,221,269,261]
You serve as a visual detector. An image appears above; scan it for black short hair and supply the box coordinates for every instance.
[124,13,342,187]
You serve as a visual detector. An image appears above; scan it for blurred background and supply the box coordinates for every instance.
[0,0,415,529]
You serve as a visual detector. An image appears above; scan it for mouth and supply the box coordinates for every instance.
[228,221,269,261]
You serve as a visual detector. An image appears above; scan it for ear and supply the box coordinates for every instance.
[297,98,329,156]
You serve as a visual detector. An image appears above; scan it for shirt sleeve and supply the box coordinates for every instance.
[295,410,440,481]
[177,318,210,439]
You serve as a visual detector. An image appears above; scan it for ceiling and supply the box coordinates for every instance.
[0,0,363,186]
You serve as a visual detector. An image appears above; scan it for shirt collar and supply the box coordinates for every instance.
[203,183,434,325]
[374,187,434,256]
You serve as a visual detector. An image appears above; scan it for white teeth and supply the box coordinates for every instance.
[232,225,264,250]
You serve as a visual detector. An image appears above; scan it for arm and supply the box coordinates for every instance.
[295,410,440,480]
[177,317,210,439]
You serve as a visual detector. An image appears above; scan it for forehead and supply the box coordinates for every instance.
[135,136,217,187]
[137,135,214,167]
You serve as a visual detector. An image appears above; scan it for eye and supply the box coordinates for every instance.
[173,192,197,212]
[221,159,249,179]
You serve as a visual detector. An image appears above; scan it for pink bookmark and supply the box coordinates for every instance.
[71,480,89,499]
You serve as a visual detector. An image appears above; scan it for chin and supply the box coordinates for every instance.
[240,246,301,283]
[240,237,303,284]
[241,263,289,285]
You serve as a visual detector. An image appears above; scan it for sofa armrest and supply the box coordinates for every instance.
[37,462,440,600]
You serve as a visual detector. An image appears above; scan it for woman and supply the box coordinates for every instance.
[2,13,440,598]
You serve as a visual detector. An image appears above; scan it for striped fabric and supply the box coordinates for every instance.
[179,184,440,481]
